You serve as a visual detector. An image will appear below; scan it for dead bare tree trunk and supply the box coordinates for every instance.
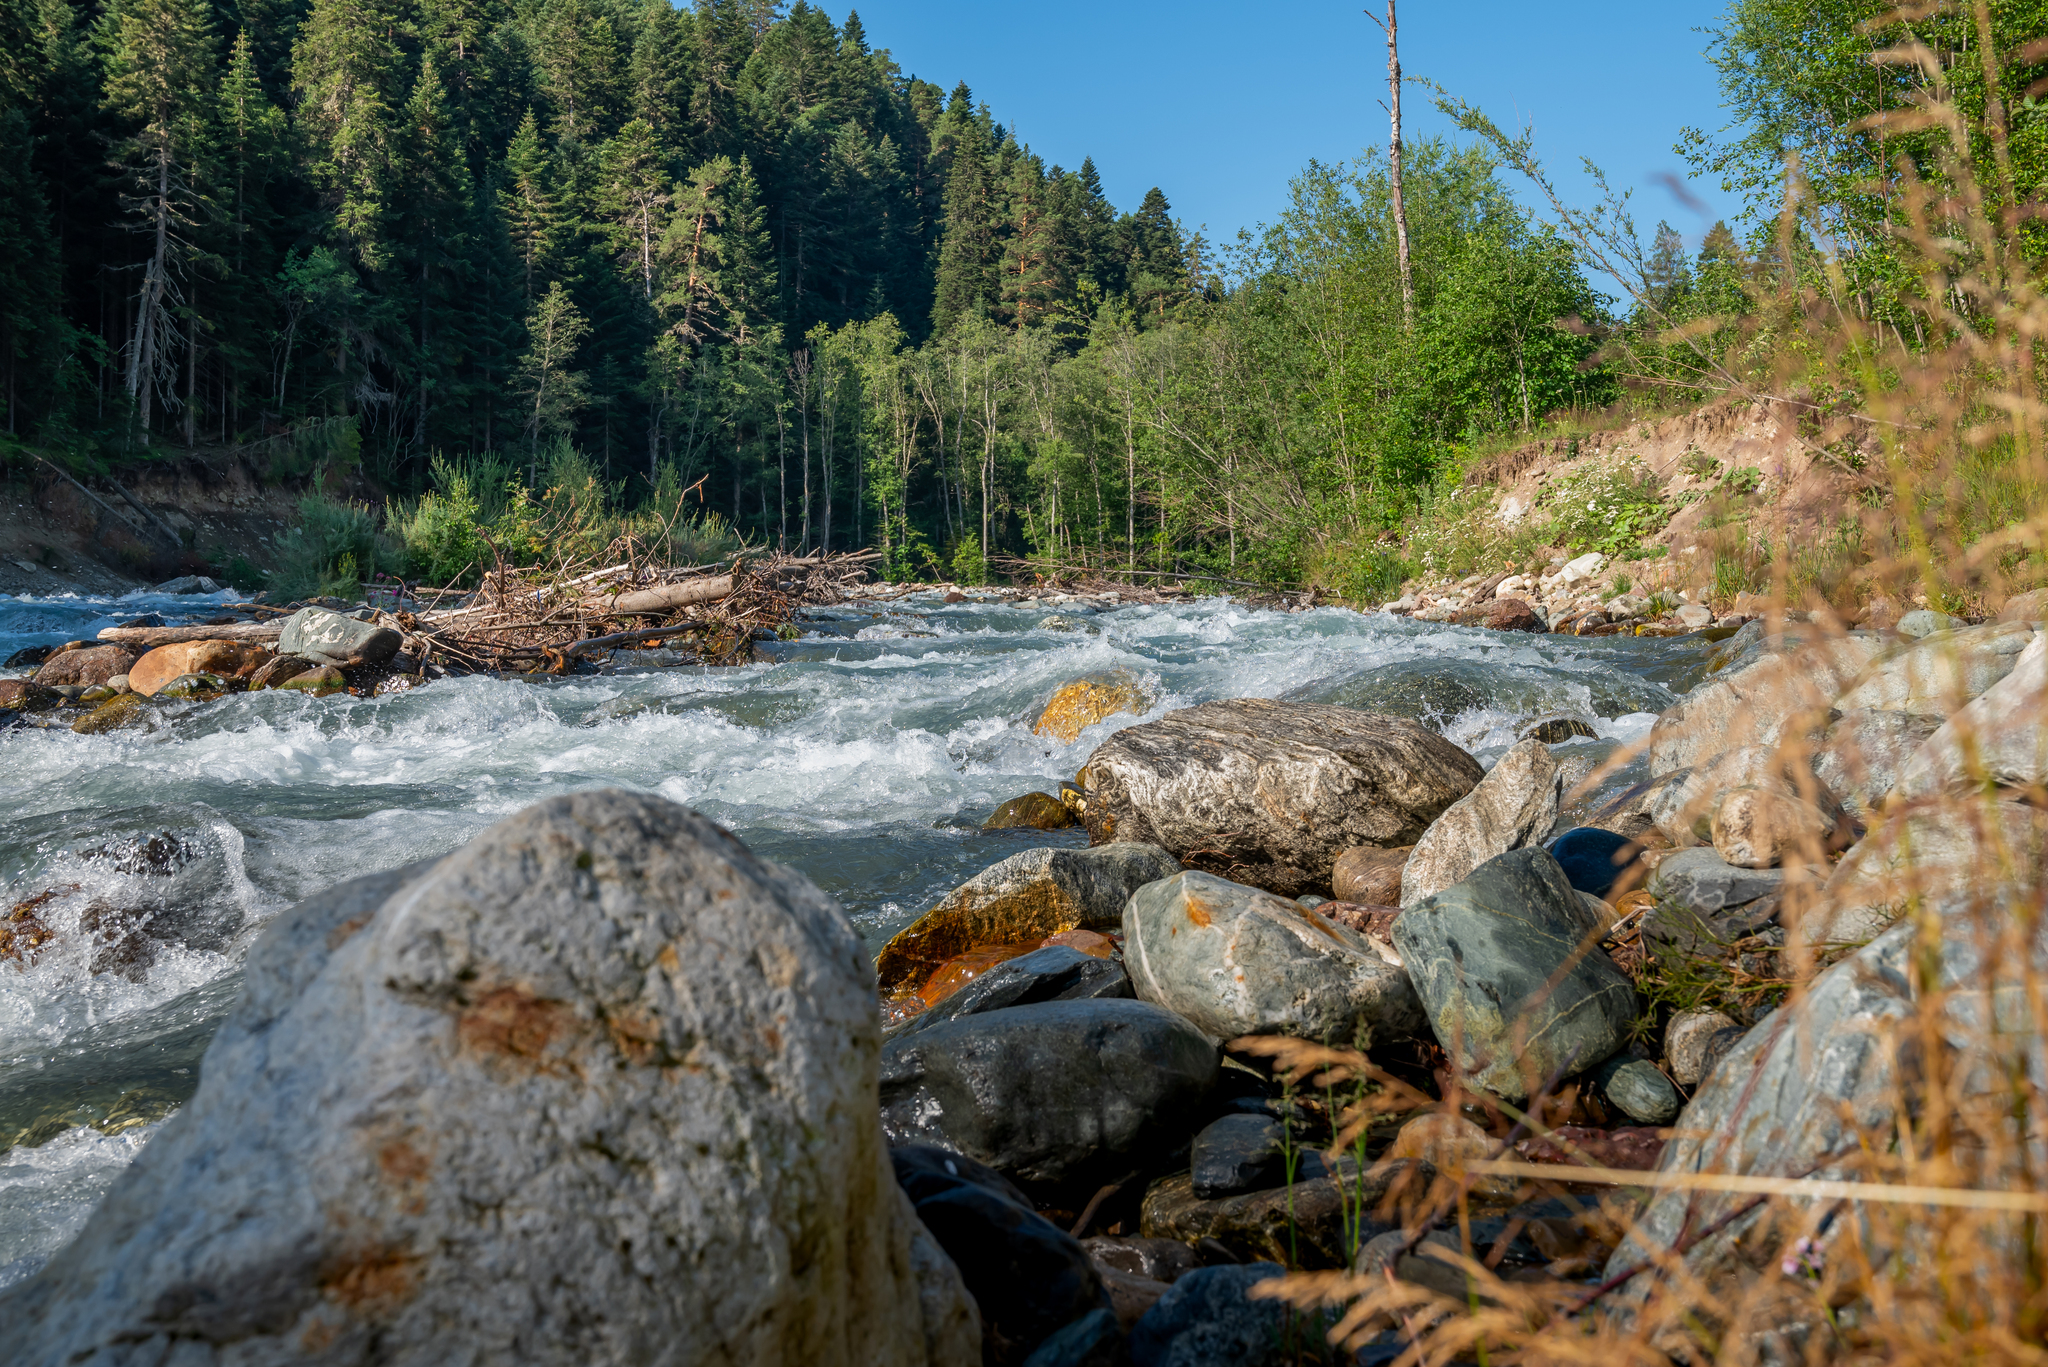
[1384,0,1415,328]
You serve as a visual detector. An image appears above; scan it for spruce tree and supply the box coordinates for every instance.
[930,108,999,334]
[500,109,558,305]
[597,117,671,301]
[293,0,403,262]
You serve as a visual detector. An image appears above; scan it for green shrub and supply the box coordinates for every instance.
[270,495,399,600]
[1545,458,1672,557]
[392,461,490,588]
[949,533,986,585]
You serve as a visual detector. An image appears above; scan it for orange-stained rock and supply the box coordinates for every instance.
[980,791,1076,831]
[129,641,271,696]
[911,940,1043,1009]
[1332,845,1412,906]
[1042,928,1114,958]
[1032,669,1151,745]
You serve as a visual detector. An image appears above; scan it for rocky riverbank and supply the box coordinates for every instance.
[4,591,2044,1364]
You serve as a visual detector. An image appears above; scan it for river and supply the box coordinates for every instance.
[0,584,1716,1288]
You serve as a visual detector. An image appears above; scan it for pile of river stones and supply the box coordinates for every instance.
[5,597,2048,1366]
[0,604,412,732]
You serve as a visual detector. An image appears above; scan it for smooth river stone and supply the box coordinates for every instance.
[1399,736,1560,906]
[1122,871,1424,1045]
[1392,847,1636,1102]
[278,605,403,665]
[890,944,1131,1038]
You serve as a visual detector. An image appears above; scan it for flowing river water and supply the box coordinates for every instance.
[0,585,1720,1289]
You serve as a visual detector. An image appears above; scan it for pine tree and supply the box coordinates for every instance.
[1072,155,1121,296]
[1121,186,1184,322]
[500,109,558,304]
[209,30,286,439]
[998,150,1061,329]
[930,107,999,334]
[1642,219,1692,316]
[597,117,671,301]
[630,0,695,159]
[393,49,476,455]
[516,278,590,456]
[101,0,220,436]
[531,0,625,145]
[293,0,404,262]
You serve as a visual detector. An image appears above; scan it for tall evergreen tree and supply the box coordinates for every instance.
[500,109,559,304]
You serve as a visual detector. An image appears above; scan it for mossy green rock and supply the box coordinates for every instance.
[156,672,227,700]
[1391,846,1637,1102]
[980,791,1076,831]
[278,666,347,696]
[72,693,151,735]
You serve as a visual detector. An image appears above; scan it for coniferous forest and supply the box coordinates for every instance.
[3,0,2034,589]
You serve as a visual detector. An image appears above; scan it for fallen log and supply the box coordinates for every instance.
[602,575,735,616]
[97,622,286,647]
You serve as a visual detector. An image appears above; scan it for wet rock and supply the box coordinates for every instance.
[70,693,150,735]
[1520,712,1598,743]
[1019,1308,1123,1367]
[78,684,117,704]
[4,644,53,667]
[1804,800,2048,945]
[1034,669,1152,744]
[1894,633,2048,800]
[128,641,268,696]
[1127,1263,1289,1367]
[32,644,136,688]
[1080,699,1483,895]
[1332,844,1410,906]
[277,605,403,666]
[1141,1162,1429,1269]
[1593,1056,1682,1125]
[0,790,976,1367]
[152,574,220,594]
[1666,1009,1744,1088]
[248,653,319,690]
[893,945,1132,1037]
[1548,827,1642,899]
[2,893,60,965]
[1811,708,1943,815]
[1835,620,2035,717]
[277,664,347,695]
[1189,1114,1285,1199]
[1081,1237,1202,1285]
[875,844,1180,996]
[1709,787,1837,869]
[1648,635,1884,778]
[1123,871,1423,1044]
[1281,658,1488,725]
[879,998,1218,1186]
[1399,737,1560,905]
[155,671,228,700]
[1393,848,1637,1101]
[1645,846,1784,915]
[0,678,61,712]
[985,792,1079,831]
[893,1145,1102,1367]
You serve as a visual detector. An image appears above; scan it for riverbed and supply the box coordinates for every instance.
[0,585,1717,1288]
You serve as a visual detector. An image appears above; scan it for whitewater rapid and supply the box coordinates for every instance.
[0,585,1714,1288]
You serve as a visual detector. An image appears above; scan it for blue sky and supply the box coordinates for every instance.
[847,1,1746,288]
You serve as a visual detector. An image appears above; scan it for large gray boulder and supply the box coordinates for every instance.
[1803,800,2048,946]
[1811,707,1943,815]
[1122,871,1424,1044]
[278,605,403,665]
[0,790,977,1367]
[1078,699,1483,896]
[1894,633,2048,800]
[1399,737,1560,906]
[1392,847,1637,1101]
[1648,635,1884,779]
[878,998,1218,1186]
[1835,620,2036,717]
[874,843,1180,997]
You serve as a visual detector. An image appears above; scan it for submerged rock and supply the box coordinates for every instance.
[1399,736,1560,905]
[1034,669,1152,744]
[879,998,1217,1186]
[983,792,1079,831]
[0,790,976,1367]
[1393,847,1637,1101]
[1122,871,1423,1044]
[1079,699,1482,895]
[874,843,1180,997]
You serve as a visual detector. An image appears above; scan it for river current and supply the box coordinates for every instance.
[0,585,1717,1288]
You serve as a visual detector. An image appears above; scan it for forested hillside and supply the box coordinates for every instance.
[1,0,2041,593]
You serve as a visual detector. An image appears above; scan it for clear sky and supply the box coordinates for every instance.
[845,1,1745,293]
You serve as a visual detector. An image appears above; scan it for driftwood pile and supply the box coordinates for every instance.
[97,549,883,680]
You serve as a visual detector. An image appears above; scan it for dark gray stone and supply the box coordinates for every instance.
[880,998,1219,1186]
[1080,1237,1202,1285]
[1128,1264,1291,1367]
[1646,847,1784,915]
[277,605,402,665]
[1391,847,1638,1101]
[894,946,1131,1038]
[893,1146,1109,1367]
[1520,712,1599,743]
[1020,1308,1125,1367]
[1640,895,1781,957]
[1594,1056,1682,1124]
[1189,1114,1284,1199]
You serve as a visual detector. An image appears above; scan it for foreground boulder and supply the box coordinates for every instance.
[32,644,135,688]
[874,844,1180,997]
[279,605,404,665]
[0,790,977,1367]
[1393,847,1636,1101]
[1079,699,1483,895]
[1835,620,2035,716]
[1803,800,2048,946]
[879,998,1217,1186]
[1399,737,1560,905]
[1122,871,1423,1044]
[128,640,269,696]
[1894,632,2048,800]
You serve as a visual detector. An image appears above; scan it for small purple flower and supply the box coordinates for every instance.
[1781,1236,1826,1279]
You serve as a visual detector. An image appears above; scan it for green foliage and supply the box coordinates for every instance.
[1724,466,1763,496]
[1544,459,1672,558]
[949,533,986,585]
[391,457,490,587]
[270,495,398,600]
